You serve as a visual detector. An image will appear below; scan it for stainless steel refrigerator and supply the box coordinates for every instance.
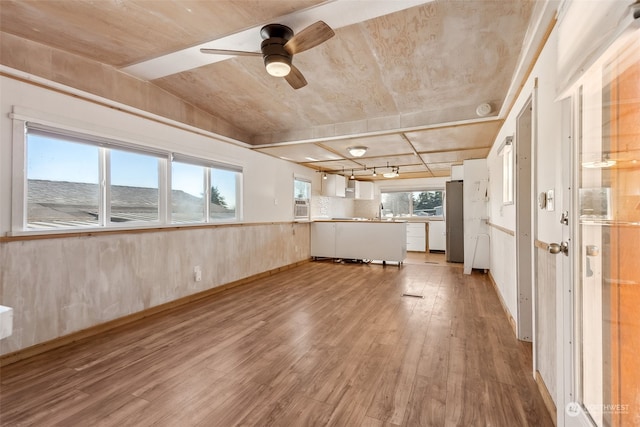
[445,180,464,263]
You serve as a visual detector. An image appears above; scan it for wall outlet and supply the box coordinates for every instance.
[193,266,202,282]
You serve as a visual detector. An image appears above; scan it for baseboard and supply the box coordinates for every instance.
[0,259,309,367]
[535,370,558,425]
[487,270,517,337]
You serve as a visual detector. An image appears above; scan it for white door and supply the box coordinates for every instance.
[559,24,640,427]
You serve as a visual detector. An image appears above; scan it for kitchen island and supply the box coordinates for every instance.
[311,220,407,265]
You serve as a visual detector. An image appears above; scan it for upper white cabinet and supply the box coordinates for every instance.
[321,174,346,197]
[346,180,374,200]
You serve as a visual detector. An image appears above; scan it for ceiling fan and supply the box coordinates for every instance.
[200,21,334,89]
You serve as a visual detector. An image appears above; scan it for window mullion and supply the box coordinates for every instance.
[205,167,211,222]
[159,156,169,225]
[101,148,109,227]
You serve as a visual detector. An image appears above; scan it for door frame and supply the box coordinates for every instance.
[516,96,534,342]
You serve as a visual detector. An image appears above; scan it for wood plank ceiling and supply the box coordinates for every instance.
[0,0,536,180]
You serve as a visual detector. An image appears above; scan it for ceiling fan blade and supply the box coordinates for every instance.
[200,48,261,57]
[284,64,307,89]
[284,21,335,55]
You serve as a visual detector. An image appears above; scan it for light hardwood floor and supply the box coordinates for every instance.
[0,261,553,426]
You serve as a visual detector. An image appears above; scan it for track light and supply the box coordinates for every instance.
[350,169,355,179]
[372,167,377,177]
[383,166,399,178]
[323,172,328,180]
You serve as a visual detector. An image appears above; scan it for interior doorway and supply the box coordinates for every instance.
[516,97,534,341]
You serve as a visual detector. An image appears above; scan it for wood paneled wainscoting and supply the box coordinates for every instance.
[0,261,553,426]
[0,222,310,363]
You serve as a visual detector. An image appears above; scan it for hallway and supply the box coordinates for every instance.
[0,262,553,426]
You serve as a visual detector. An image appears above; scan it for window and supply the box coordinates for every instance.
[110,149,160,223]
[210,168,238,221]
[294,177,311,219]
[171,161,206,224]
[27,132,100,228]
[170,158,240,224]
[380,190,444,218]
[21,123,242,232]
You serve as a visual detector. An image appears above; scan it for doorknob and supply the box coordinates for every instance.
[548,241,569,256]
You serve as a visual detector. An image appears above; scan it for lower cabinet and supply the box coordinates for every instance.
[406,223,427,252]
[428,220,446,252]
[311,221,407,263]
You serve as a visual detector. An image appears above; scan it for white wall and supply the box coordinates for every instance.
[487,25,561,313]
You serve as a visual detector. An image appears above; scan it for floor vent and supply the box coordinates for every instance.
[424,261,439,264]
[401,293,424,299]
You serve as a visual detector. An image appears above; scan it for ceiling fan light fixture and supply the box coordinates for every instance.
[265,56,291,77]
[348,146,368,157]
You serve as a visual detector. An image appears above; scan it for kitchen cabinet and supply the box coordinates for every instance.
[310,221,336,258]
[346,180,374,200]
[321,174,346,197]
[311,220,407,263]
[406,222,427,252]
[428,220,446,252]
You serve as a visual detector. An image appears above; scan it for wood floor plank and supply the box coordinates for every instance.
[0,262,554,427]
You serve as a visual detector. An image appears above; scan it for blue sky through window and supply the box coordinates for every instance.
[28,134,237,209]
[27,135,98,184]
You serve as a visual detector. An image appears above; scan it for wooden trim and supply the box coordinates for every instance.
[0,221,307,243]
[0,259,310,367]
[501,15,558,125]
[0,68,252,146]
[488,271,517,337]
[488,221,516,236]
[535,370,558,425]
[534,239,549,250]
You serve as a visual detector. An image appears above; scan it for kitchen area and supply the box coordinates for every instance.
[308,160,488,270]
[309,173,449,265]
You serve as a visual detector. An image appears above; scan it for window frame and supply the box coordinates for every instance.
[11,118,243,235]
[293,176,311,220]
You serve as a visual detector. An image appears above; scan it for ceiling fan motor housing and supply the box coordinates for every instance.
[261,39,292,66]
[260,24,294,74]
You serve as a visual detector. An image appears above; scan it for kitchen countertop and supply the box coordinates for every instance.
[313,218,407,223]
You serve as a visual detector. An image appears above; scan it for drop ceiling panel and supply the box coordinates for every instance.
[318,134,414,159]
[256,144,341,162]
[396,164,428,173]
[362,154,423,167]
[407,121,502,152]
[302,159,363,171]
[420,148,490,164]
[427,163,454,176]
